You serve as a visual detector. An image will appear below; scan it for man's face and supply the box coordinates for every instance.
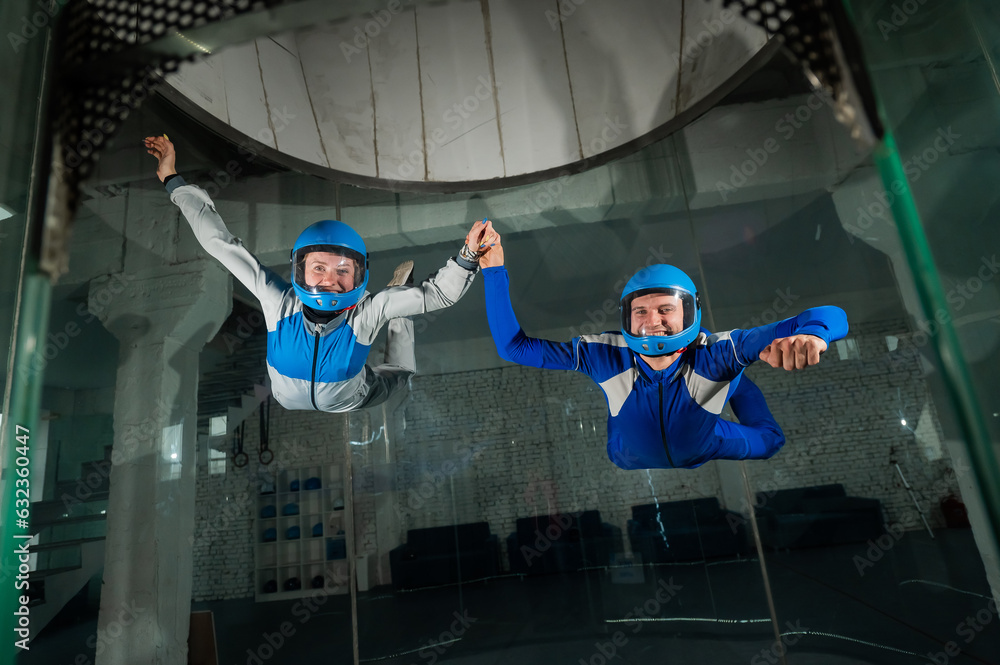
[303,252,357,292]
[629,292,686,336]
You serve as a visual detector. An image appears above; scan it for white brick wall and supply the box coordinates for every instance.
[191,319,957,600]
[742,320,956,531]
[191,407,348,601]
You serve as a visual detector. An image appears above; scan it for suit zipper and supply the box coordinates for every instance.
[658,383,675,467]
[310,326,322,411]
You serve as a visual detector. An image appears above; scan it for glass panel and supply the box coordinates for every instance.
[0,0,35,406]
[1,0,53,660]
[21,3,1000,665]
[809,1,1000,662]
[341,134,781,662]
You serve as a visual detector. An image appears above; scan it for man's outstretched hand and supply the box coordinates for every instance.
[465,218,495,253]
[759,334,827,370]
[463,219,504,268]
[144,135,177,183]
[478,227,503,268]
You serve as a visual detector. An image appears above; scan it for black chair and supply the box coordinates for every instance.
[389,522,499,591]
[627,497,749,563]
[754,484,885,550]
[506,510,621,575]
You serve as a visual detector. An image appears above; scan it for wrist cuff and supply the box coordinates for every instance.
[455,253,478,271]
[458,243,480,265]
[164,173,187,194]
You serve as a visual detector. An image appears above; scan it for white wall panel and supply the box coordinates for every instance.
[165,56,229,123]
[298,23,377,177]
[220,42,275,148]
[677,1,768,112]
[369,7,424,181]
[489,0,580,174]
[256,36,330,168]
[415,2,504,181]
[561,0,683,159]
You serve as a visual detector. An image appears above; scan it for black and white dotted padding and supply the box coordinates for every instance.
[719,0,883,144]
[55,0,277,202]
[721,0,841,97]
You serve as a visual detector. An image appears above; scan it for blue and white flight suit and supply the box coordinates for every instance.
[166,177,478,412]
[482,266,848,470]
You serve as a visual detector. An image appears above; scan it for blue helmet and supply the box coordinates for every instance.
[290,220,369,311]
[620,264,701,356]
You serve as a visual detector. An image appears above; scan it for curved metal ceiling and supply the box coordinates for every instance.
[163,0,770,189]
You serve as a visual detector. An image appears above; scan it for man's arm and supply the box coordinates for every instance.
[482,265,583,370]
[145,135,287,309]
[712,306,849,375]
[477,232,587,371]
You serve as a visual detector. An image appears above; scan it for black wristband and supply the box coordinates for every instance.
[163,173,181,186]
[455,254,478,271]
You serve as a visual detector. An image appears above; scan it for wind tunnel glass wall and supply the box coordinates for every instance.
[0,0,49,434]
[343,101,999,665]
[846,0,1000,481]
[0,3,33,416]
[2,0,52,654]
[22,11,1000,665]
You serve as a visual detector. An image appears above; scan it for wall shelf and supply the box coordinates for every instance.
[254,464,348,602]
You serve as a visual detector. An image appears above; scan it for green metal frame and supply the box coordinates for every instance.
[0,0,61,658]
[871,132,1000,544]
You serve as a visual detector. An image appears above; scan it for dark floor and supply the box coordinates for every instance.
[22,529,1000,665]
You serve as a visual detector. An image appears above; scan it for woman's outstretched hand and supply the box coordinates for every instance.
[143,135,177,183]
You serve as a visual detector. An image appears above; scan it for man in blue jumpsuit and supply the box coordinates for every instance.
[145,135,494,412]
[478,230,848,470]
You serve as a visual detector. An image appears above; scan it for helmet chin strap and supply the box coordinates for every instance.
[302,302,356,324]
[651,346,686,357]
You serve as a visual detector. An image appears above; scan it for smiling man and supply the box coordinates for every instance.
[478,230,848,471]
[145,135,493,413]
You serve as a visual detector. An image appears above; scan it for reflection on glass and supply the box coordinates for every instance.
[19,4,1000,665]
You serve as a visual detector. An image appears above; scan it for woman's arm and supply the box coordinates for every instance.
[352,220,495,343]
[146,135,287,310]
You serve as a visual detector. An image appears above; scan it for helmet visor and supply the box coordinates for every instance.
[621,288,697,339]
[292,245,366,295]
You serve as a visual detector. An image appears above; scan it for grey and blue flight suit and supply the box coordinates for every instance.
[166,176,478,412]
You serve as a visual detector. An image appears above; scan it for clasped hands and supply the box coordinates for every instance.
[464,219,504,268]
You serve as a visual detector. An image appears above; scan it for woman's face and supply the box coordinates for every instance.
[303,252,357,292]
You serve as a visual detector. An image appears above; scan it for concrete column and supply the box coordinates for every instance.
[90,261,230,665]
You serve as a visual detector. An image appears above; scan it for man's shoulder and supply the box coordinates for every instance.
[575,332,632,377]
[578,331,629,349]
[696,330,743,348]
